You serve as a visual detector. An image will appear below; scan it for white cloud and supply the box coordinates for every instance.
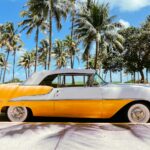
[80,0,150,11]
[119,19,130,28]
[106,0,150,11]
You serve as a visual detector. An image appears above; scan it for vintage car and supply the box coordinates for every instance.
[0,69,150,123]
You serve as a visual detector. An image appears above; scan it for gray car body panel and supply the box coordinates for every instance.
[101,84,150,101]
[11,84,150,102]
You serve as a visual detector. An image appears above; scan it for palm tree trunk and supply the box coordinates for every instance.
[146,68,148,83]
[71,12,75,41]
[102,71,104,79]
[0,68,3,82]
[25,68,27,79]
[12,50,16,80]
[94,33,100,69]
[71,56,74,69]
[70,1,75,70]
[120,70,122,83]
[139,70,144,83]
[48,6,52,70]
[110,70,112,83]
[138,72,140,83]
[104,72,107,81]
[87,51,89,69]
[44,61,47,70]
[28,66,30,78]
[133,71,136,83]
[3,50,10,83]
[34,26,39,72]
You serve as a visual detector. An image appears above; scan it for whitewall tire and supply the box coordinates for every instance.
[127,103,150,123]
[7,106,29,122]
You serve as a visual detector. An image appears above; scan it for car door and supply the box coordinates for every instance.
[53,75,103,118]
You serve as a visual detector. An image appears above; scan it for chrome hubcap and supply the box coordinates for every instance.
[10,107,26,121]
[131,107,145,122]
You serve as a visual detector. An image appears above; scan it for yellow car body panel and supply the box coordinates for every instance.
[0,85,52,101]
[101,99,133,118]
[54,100,102,118]
[0,85,53,116]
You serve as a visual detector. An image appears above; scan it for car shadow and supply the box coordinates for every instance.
[0,114,124,123]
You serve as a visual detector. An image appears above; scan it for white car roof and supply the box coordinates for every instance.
[23,69,96,85]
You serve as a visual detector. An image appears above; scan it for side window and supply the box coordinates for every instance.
[51,76,59,87]
[64,76,73,86]
[59,75,90,87]
[40,74,58,87]
[40,74,97,88]
[74,75,88,86]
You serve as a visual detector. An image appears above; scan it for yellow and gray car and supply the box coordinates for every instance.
[0,69,150,123]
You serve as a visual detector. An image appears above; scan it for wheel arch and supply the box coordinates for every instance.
[112,100,150,121]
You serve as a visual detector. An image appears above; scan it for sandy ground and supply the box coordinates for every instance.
[0,122,150,150]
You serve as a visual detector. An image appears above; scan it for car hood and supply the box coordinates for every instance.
[101,83,150,100]
[0,84,52,102]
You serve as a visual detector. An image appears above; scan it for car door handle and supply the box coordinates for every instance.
[54,90,60,97]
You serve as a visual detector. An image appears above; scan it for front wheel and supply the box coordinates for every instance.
[127,103,150,123]
[7,106,29,122]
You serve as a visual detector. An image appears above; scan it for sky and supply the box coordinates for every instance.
[0,0,150,82]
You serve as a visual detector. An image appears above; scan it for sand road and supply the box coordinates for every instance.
[0,123,150,150]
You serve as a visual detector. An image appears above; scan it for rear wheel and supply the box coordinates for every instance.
[7,106,29,122]
[127,103,150,123]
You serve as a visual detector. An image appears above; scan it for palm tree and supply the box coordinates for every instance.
[0,53,5,82]
[0,24,4,48]
[39,39,49,70]
[18,52,34,79]
[64,36,79,69]
[19,11,47,72]
[53,40,68,69]
[25,0,70,70]
[74,1,122,69]
[70,0,76,41]
[0,24,10,83]
[11,33,23,81]
[0,23,22,82]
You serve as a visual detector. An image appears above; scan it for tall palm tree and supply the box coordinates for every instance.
[0,53,5,82]
[53,40,68,69]
[70,0,76,41]
[39,39,49,70]
[18,52,34,79]
[19,11,47,72]
[64,36,79,69]
[25,0,70,70]
[74,1,122,69]
[0,24,4,48]
[0,23,22,82]
[11,33,23,80]
[0,24,10,82]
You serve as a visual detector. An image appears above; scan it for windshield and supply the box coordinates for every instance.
[87,73,107,86]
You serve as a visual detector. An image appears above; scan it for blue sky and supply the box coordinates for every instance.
[0,0,150,82]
